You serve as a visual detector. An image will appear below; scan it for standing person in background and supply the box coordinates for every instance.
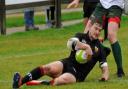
[45,6,55,27]
[24,6,55,31]
[84,0,125,77]
[24,9,39,31]
[67,0,99,26]
[67,0,108,41]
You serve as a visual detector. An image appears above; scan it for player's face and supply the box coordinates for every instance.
[89,23,102,40]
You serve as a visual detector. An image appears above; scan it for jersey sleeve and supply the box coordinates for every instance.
[72,33,85,50]
[67,33,83,51]
[74,33,84,40]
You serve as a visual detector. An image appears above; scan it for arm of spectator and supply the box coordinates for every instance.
[67,0,80,8]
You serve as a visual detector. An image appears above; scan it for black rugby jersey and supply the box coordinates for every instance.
[64,32,109,81]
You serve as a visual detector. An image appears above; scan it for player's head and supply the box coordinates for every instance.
[89,22,102,40]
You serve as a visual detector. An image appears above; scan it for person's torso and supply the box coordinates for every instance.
[68,33,101,76]
[100,0,124,9]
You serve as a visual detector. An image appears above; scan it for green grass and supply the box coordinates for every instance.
[0,15,128,89]
[6,11,83,28]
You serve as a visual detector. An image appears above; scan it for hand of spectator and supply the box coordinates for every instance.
[67,0,79,8]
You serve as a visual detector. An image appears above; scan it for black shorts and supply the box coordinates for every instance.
[92,3,123,25]
[60,58,86,82]
[83,2,98,18]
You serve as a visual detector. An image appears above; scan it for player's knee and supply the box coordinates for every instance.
[107,32,117,43]
[39,65,51,74]
[108,37,117,44]
[53,74,76,85]
[51,77,63,85]
[107,32,113,39]
[60,76,75,84]
[54,77,69,85]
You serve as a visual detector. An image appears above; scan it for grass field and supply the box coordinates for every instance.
[6,11,83,28]
[0,14,128,89]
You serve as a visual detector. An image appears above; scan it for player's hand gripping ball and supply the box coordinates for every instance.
[75,50,91,64]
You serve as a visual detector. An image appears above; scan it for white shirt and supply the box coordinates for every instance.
[100,0,124,9]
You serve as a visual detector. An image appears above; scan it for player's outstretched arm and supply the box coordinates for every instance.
[100,63,109,81]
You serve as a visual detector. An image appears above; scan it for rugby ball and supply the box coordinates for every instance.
[75,50,89,64]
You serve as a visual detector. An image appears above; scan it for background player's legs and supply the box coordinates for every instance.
[108,20,124,77]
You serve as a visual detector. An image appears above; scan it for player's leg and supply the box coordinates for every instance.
[107,6,125,77]
[25,58,77,86]
[83,2,90,26]
[12,61,63,88]
[26,73,76,86]
[83,2,98,26]
[84,3,107,33]
[51,73,76,85]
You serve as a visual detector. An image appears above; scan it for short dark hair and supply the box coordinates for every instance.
[89,15,102,26]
